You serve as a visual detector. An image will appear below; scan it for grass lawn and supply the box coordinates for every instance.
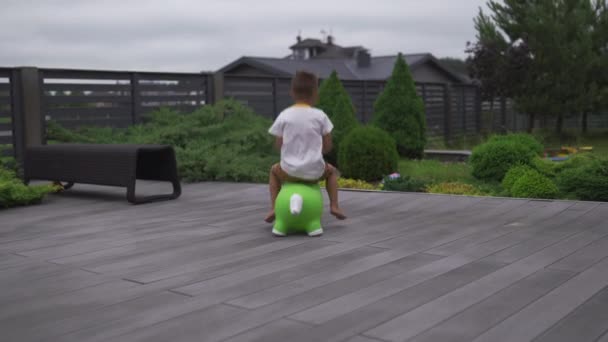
[398,159,503,196]
[398,159,474,184]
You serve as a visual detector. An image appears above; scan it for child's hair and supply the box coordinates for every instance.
[291,71,318,102]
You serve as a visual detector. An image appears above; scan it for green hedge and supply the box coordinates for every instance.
[510,169,559,199]
[556,156,608,201]
[0,161,56,209]
[470,134,542,181]
[502,165,533,195]
[339,126,399,182]
[47,100,278,183]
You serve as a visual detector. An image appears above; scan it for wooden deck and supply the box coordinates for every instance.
[1,182,608,342]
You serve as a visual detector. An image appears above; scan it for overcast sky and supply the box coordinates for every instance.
[0,0,489,72]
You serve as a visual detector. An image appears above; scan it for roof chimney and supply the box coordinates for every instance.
[357,50,371,68]
[327,34,334,45]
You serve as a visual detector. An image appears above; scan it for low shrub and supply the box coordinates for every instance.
[530,157,557,178]
[426,182,483,196]
[510,169,559,199]
[556,157,608,201]
[47,100,278,183]
[490,133,544,155]
[502,165,534,194]
[382,174,427,192]
[339,126,399,182]
[0,158,57,209]
[319,178,380,190]
[470,137,540,181]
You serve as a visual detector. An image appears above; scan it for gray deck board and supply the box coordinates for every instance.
[533,286,608,342]
[1,182,607,342]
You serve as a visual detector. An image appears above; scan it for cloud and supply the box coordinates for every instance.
[0,0,487,71]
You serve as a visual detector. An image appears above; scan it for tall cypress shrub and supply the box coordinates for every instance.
[373,54,426,158]
[317,71,358,166]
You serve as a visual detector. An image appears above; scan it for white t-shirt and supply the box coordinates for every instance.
[269,105,334,180]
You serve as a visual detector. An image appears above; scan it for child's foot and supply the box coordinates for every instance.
[330,206,347,220]
[264,211,276,223]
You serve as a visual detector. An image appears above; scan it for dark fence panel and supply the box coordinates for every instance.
[223,75,466,141]
[136,72,210,117]
[417,83,447,138]
[449,85,480,139]
[0,69,14,157]
[40,69,211,129]
[224,75,279,119]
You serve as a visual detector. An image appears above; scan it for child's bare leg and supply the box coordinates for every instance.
[265,164,281,222]
[326,164,346,220]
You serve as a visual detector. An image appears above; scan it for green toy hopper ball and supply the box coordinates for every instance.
[273,182,324,237]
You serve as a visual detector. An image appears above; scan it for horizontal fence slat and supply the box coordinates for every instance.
[0,123,12,131]
[52,117,133,129]
[137,83,206,92]
[42,69,131,80]
[44,83,131,92]
[137,73,209,81]
[141,105,203,114]
[0,97,10,106]
[139,95,205,102]
[0,111,11,118]
[45,106,132,119]
[0,136,13,144]
[45,95,132,105]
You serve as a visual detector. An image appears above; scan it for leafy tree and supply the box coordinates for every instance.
[372,54,426,158]
[468,0,608,136]
[316,71,358,167]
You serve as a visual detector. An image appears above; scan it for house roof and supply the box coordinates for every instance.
[218,53,469,83]
[289,38,326,49]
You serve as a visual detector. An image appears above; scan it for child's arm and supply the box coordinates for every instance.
[320,112,334,155]
[322,134,332,154]
[269,114,284,150]
[275,137,283,150]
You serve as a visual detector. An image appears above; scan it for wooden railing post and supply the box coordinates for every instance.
[443,84,452,145]
[213,72,224,104]
[130,73,141,124]
[13,67,43,147]
[272,78,278,119]
[361,80,368,123]
[204,73,214,105]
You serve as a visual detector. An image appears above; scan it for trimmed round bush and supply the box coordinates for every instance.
[556,157,608,201]
[339,126,399,182]
[510,169,559,199]
[502,165,534,194]
[530,157,557,178]
[490,133,544,155]
[470,139,539,181]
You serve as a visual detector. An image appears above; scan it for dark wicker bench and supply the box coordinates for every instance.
[24,144,181,204]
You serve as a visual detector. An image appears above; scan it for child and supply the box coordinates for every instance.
[264,70,346,223]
